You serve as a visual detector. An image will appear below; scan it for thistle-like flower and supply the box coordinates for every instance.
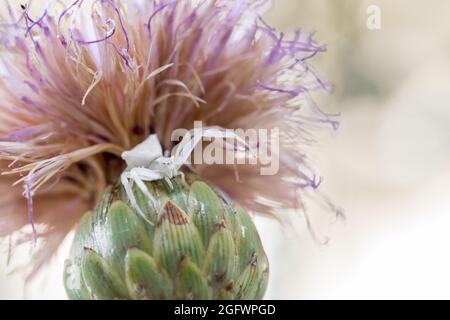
[0,0,337,298]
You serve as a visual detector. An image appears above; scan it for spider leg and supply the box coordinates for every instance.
[121,172,153,225]
[172,130,203,164]
[164,177,174,189]
[203,127,258,161]
[201,127,254,155]
[130,167,166,183]
[129,168,161,212]
[173,127,254,170]
[173,133,193,159]
[172,128,209,168]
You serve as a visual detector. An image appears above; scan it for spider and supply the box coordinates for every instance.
[120,126,251,224]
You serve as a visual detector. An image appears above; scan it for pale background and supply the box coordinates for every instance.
[1,0,450,299]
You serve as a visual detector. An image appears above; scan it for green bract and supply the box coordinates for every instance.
[63,175,269,300]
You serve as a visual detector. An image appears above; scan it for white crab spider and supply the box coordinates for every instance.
[120,127,252,224]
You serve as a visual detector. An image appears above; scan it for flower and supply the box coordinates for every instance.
[0,0,338,276]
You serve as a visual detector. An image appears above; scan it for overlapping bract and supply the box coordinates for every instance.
[64,175,269,300]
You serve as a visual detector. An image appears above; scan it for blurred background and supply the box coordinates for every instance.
[1,0,450,299]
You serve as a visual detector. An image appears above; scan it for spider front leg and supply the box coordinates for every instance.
[128,167,164,211]
[168,169,187,187]
[120,171,153,225]
[173,127,254,170]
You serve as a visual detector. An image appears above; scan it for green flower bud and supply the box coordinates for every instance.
[63,175,269,300]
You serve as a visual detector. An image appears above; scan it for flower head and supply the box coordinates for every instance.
[0,0,338,275]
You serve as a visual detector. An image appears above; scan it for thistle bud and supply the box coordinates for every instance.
[0,0,335,300]
[64,175,268,300]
